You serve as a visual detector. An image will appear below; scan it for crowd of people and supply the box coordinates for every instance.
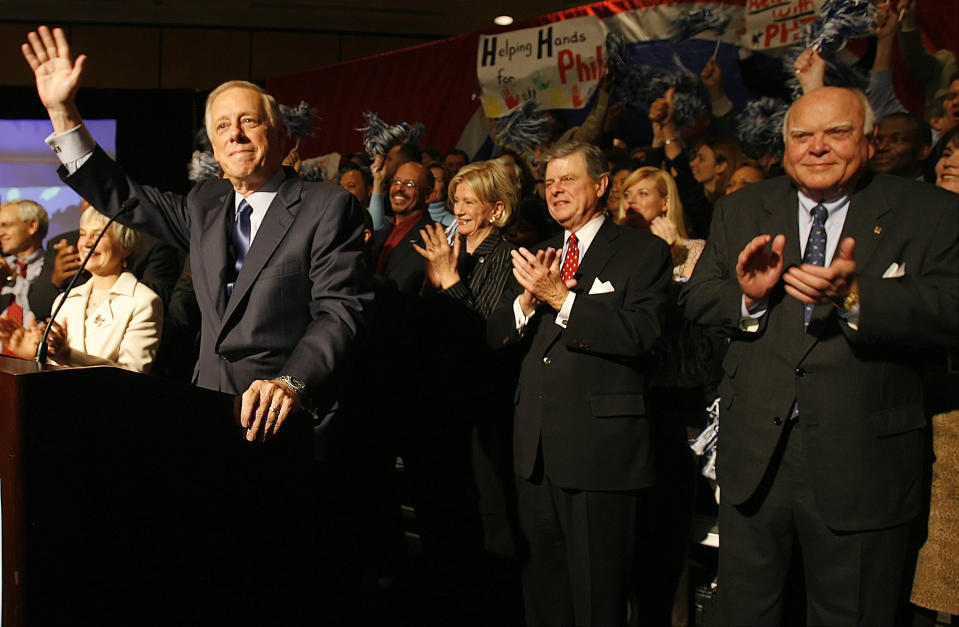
[2,4,958,625]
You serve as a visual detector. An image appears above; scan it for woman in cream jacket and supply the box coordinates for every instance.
[0,205,162,374]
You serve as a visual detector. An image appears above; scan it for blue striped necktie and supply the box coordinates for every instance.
[802,204,828,330]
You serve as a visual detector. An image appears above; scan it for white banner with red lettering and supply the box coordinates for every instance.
[742,0,826,50]
[477,16,607,118]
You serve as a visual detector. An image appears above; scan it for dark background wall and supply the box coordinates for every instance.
[1,85,198,194]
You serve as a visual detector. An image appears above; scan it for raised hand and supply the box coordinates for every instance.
[736,233,786,309]
[649,215,680,247]
[898,0,917,29]
[413,223,461,289]
[21,26,86,131]
[370,154,387,194]
[874,2,898,39]
[793,48,826,94]
[50,238,82,289]
[649,87,676,126]
[700,58,725,102]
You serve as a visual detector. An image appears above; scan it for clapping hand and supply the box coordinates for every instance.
[0,316,48,360]
[736,234,786,310]
[50,238,82,289]
[413,223,461,289]
[783,237,858,305]
[511,247,575,313]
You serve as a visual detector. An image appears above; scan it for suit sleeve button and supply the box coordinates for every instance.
[773,416,783,426]
[795,368,806,377]
[543,357,551,365]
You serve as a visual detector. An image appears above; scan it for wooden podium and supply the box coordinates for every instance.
[0,356,314,626]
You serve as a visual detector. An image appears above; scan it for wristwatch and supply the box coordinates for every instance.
[838,285,860,311]
[276,375,307,397]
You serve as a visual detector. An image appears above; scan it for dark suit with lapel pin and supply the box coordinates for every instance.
[680,173,959,625]
[488,216,672,625]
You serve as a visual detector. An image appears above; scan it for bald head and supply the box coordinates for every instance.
[782,87,876,201]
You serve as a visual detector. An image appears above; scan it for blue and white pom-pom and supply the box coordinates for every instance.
[737,97,788,159]
[690,397,721,481]
[280,101,318,139]
[804,0,876,54]
[669,7,732,43]
[194,127,213,152]
[298,160,326,183]
[782,0,875,98]
[783,45,870,99]
[357,112,423,157]
[496,100,552,153]
[406,122,426,148]
[673,92,709,130]
[188,150,221,182]
[606,41,707,129]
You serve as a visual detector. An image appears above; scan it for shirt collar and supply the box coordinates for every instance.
[797,190,849,218]
[564,213,605,250]
[5,248,43,267]
[234,168,285,215]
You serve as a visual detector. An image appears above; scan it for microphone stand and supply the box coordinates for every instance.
[35,197,140,366]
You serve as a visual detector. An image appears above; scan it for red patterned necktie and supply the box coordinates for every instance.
[2,259,27,356]
[561,233,579,282]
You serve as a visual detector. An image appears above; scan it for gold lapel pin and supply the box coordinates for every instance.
[873,225,882,235]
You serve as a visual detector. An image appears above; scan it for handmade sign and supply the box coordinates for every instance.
[743,0,826,50]
[477,15,606,118]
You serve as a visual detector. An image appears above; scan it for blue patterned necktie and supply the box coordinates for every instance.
[802,204,828,330]
[228,199,253,296]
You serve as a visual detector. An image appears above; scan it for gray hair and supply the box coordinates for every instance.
[782,87,876,142]
[542,140,609,183]
[3,199,49,240]
[204,80,285,144]
[80,205,139,254]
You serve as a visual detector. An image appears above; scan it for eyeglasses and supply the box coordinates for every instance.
[390,179,420,189]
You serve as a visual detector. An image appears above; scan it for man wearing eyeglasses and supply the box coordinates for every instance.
[372,161,433,294]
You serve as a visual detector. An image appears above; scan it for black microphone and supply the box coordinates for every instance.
[35,197,140,365]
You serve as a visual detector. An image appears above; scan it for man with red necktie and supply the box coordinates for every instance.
[1,199,49,356]
[487,141,672,626]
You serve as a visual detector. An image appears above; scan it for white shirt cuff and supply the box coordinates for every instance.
[553,291,576,329]
[45,123,96,173]
[740,295,767,332]
[513,296,532,332]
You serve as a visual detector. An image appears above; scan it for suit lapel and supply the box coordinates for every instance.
[194,186,233,319]
[529,232,565,353]
[837,172,889,272]
[761,180,811,362]
[573,218,617,292]
[219,173,302,334]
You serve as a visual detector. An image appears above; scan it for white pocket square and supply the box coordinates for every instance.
[589,278,615,294]
[882,262,906,278]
